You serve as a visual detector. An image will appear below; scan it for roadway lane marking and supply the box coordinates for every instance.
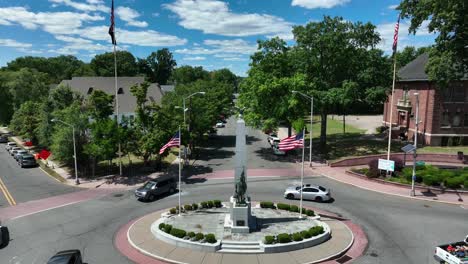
[10,200,83,220]
[0,175,16,206]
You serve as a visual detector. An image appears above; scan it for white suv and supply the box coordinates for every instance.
[6,142,17,151]
[267,134,280,146]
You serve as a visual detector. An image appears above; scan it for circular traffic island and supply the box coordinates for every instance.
[125,201,359,264]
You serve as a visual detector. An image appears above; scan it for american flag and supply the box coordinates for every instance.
[392,14,400,54]
[108,0,116,45]
[159,131,180,154]
[278,132,304,151]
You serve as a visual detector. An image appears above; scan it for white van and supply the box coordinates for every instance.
[5,142,17,151]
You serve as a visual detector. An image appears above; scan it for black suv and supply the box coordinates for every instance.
[47,250,86,264]
[135,178,177,201]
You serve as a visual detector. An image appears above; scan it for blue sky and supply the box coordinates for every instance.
[0,0,437,76]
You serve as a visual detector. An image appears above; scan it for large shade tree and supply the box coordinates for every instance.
[138,48,177,84]
[90,51,138,77]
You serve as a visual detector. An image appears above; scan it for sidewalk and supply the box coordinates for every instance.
[313,166,468,207]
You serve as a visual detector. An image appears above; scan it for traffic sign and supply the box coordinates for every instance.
[378,159,395,172]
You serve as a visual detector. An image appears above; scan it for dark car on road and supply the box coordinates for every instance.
[0,225,9,248]
[47,249,85,264]
[135,178,177,201]
[0,136,7,143]
[18,154,37,168]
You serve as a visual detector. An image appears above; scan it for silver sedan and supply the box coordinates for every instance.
[284,184,331,202]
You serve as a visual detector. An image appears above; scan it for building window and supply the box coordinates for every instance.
[442,87,452,102]
[453,112,461,127]
[87,87,94,94]
[464,113,468,127]
[452,87,465,102]
[441,111,450,127]
[117,87,124,94]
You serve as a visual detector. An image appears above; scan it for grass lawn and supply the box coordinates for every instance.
[100,149,178,167]
[418,146,468,154]
[305,117,366,139]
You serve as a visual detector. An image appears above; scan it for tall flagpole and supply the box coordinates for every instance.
[178,126,182,216]
[299,128,305,219]
[386,14,400,163]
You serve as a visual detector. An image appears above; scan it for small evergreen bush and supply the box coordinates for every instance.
[188,232,196,238]
[301,230,311,239]
[194,233,204,241]
[207,200,214,208]
[205,233,217,243]
[292,232,303,241]
[260,201,275,209]
[200,201,208,208]
[277,233,291,243]
[159,223,166,230]
[277,203,290,210]
[306,209,315,216]
[163,224,173,234]
[169,208,177,214]
[213,200,222,208]
[289,205,299,213]
[184,204,193,211]
[170,228,187,238]
[264,235,275,244]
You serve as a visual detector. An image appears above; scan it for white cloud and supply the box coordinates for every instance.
[223,57,246,61]
[49,0,108,12]
[152,12,160,17]
[387,4,398,10]
[116,6,148,28]
[291,0,350,9]
[163,0,293,38]
[376,20,434,52]
[0,6,103,35]
[176,39,257,56]
[80,26,187,46]
[0,38,32,48]
[183,56,206,61]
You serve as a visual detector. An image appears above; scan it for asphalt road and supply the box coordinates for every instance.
[0,144,78,208]
[0,119,467,264]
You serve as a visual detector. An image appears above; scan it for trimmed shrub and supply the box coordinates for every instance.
[200,201,208,208]
[290,205,299,213]
[264,235,275,244]
[292,232,303,241]
[277,203,290,211]
[306,209,315,216]
[170,228,187,238]
[184,204,193,211]
[422,174,440,186]
[277,233,291,243]
[188,232,196,238]
[194,233,204,241]
[301,230,311,239]
[213,200,222,208]
[159,223,166,230]
[445,176,464,189]
[260,201,275,209]
[367,159,380,178]
[207,200,214,208]
[169,208,177,214]
[464,179,468,189]
[192,203,199,210]
[309,226,324,237]
[163,224,173,234]
[205,233,217,243]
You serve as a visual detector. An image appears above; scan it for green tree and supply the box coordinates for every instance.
[72,63,96,77]
[171,65,209,84]
[396,46,431,68]
[210,68,238,92]
[9,101,42,142]
[139,49,177,84]
[90,51,138,77]
[86,90,114,120]
[6,68,49,110]
[292,16,381,151]
[0,72,14,124]
[399,0,468,83]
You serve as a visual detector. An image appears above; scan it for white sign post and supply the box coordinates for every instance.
[378,159,395,172]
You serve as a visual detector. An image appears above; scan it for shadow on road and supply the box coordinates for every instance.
[254,147,301,163]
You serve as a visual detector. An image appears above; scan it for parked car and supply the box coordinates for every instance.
[10,147,22,156]
[215,122,225,128]
[47,249,85,264]
[0,136,7,143]
[0,225,9,248]
[18,154,37,168]
[267,134,280,146]
[135,178,177,201]
[14,149,28,161]
[284,184,331,202]
[5,142,16,150]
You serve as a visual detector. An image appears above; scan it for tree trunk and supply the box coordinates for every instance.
[343,113,346,134]
[320,110,327,153]
[287,124,292,137]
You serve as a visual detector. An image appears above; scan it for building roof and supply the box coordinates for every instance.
[398,53,430,81]
[398,53,468,82]
[59,77,164,113]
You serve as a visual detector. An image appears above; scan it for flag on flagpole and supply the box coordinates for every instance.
[278,132,304,151]
[392,14,400,54]
[108,0,116,45]
[159,131,180,154]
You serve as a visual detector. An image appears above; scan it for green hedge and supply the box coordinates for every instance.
[205,233,217,243]
[301,230,311,239]
[309,226,324,237]
[200,201,208,208]
[289,205,299,213]
[277,233,291,243]
[184,204,193,211]
[213,200,222,208]
[264,235,275,244]
[192,203,199,210]
[170,228,187,238]
[306,209,315,216]
[163,224,173,234]
[159,223,166,230]
[194,233,204,241]
[169,208,177,214]
[260,201,275,209]
[188,231,195,238]
[292,232,303,241]
[277,203,290,210]
[207,200,214,208]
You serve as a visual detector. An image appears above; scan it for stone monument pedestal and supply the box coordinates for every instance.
[224,196,256,234]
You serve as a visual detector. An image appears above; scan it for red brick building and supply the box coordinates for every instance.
[383,53,468,146]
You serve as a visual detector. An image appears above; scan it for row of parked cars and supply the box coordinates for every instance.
[4,141,37,168]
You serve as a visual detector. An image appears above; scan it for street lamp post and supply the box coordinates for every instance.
[183,92,206,125]
[292,91,313,167]
[51,119,79,185]
[411,93,420,197]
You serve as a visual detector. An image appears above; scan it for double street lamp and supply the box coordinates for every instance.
[182,92,206,125]
[292,90,314,167]
[51,118,79,185]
